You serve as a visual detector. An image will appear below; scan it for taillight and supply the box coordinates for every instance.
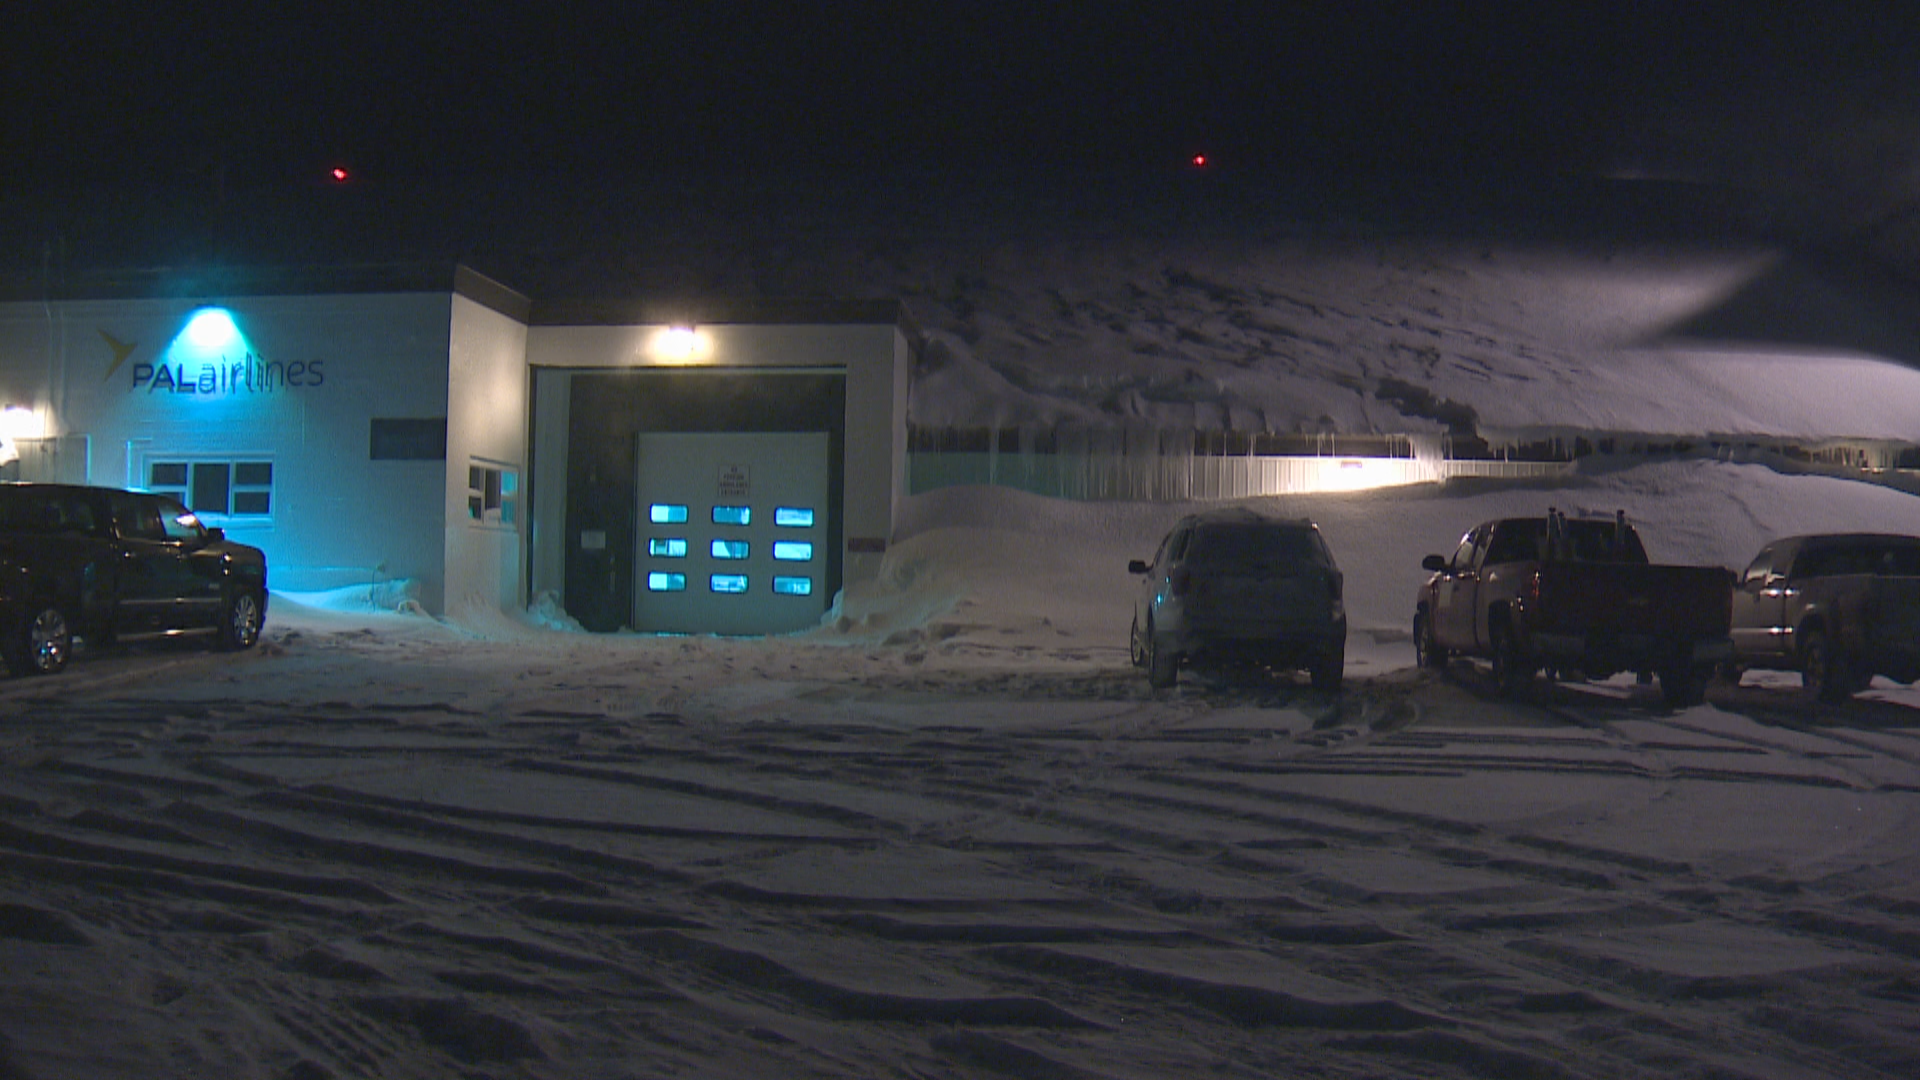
[1526,570,1542,608]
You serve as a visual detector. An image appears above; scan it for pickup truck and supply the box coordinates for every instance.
[0,482,268,677]
[1728,533,1920,702]
[1412,509,1734,706]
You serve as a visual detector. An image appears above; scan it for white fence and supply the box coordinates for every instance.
[906,449,1571,501]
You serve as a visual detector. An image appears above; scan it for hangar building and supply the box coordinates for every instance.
[0,265,911,635]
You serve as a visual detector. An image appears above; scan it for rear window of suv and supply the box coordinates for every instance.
[1188,524,1326,566]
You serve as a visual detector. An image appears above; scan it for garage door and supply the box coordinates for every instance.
[633,431,831,635]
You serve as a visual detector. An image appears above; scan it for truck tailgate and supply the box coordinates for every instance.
[1864,577,1920,655]
[1534,562,1733,639]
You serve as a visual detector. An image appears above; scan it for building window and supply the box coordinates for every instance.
[147,459,273,519]
[773,575,813,596]
[712,505,751,526]
[775,507,816,527]
[647,572,687,592]
[467,461,518,527]
[711,539,750,559]
[710,574,749,594]
[648,538,688,558]
[650,504,689,524]
[772,541,813,561]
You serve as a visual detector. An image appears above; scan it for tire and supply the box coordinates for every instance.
[6,603,72,677]
[1660,665,1707,708]
[217,587,265,651]
[1490,624,1531,698]
[1129,615,1147,668]
[1145,623,1178,689]
[1414,612,1447,671]
[1310,648,1344,693]
[1801,630,1852,704]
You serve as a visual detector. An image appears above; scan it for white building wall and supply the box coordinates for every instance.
[445,293,530,617]
[0,292,454,603]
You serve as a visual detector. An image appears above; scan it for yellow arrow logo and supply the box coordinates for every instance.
[100,330,137,380]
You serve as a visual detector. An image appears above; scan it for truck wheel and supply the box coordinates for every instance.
[217,587,265,651]
[1413,612,1447,671]
[1802,631,1853,704]
[1145,622,1178,690]
[5,603,72,677]
[1490,625,1531,698]
[1660,665,1707,707]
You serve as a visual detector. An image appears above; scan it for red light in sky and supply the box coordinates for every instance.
[1191,154,1208,168]
[330,166,350,182]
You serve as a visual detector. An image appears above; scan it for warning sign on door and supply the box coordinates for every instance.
[717,463,751,500]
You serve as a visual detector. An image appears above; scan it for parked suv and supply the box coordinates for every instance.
[1728,533,1920,702]
[1128,508,1346,690]
[0,483,268,676]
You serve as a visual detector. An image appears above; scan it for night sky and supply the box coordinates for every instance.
[6,5,1917,271]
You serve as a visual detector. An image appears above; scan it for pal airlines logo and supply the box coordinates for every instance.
[99,330,138,381]
[98,324,325,395]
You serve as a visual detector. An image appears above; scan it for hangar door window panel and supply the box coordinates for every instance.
[146,459,274,520]
[633,431,831,636]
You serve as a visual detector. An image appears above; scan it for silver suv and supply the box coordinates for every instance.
[1128,508,1346,690]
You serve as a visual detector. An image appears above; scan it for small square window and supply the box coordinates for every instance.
[775,507,815,528]
[712,506,751,526]
[711,539,750,559]
[150,462,188,487]
[772,541,813,562]
[234,462,273,486]
[647,572,688,592]
[651,504,689,524]
[773,576,813,596]
[467,461,519,528]
[649,538,688,558]
[232,491,271,515]
[710,574,749,594]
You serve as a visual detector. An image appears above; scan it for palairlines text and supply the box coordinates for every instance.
[132,354,325,394]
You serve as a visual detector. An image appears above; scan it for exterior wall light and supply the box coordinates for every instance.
[650,324,710,365]
[0,405,45,441]
[184,308,242,349]
[0,405,43,469]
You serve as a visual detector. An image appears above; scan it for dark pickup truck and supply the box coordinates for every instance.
[1729,533,1920,702]
[0,482,268,676]
[1413,509,1734,706]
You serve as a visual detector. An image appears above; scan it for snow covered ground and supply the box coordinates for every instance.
[3,454,1919,1079]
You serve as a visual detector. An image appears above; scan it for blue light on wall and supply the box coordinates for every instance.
[184,308,242,349]
[144,306,263,397]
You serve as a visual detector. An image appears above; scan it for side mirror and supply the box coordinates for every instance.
[206,526,226,543]
[1128,559,1150,575]
[1421,554,1448,573]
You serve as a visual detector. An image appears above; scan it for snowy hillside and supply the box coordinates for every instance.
[497,168,1920,447]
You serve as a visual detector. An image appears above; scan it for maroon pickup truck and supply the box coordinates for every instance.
[1412,510,1734,706]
